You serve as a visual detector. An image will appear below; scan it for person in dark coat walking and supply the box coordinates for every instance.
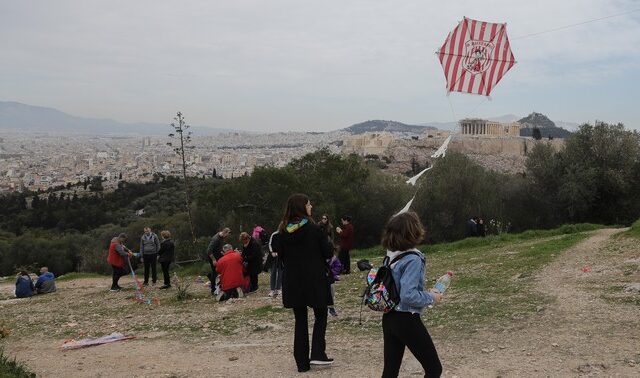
[277,193,334,373]
[157,230,175,289]
[240,232,262,293]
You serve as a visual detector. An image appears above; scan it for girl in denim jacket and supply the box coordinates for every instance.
[381,211,443,378]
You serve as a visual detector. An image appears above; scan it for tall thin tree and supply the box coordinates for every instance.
[168,112,197,243]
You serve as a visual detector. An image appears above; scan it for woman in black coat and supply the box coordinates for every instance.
[157,230,175,289]
[240,232,263,293]
[277,193,333,373]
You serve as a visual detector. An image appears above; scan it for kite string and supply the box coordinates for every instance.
[512,8,640,40]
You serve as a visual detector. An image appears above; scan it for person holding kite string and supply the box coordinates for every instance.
[108,233,134,292]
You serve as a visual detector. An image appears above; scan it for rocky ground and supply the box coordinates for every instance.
[1,228,638,377]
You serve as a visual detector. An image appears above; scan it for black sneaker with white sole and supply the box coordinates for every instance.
[310,358,334,365]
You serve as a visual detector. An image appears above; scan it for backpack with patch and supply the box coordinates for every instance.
[359,251,420,321]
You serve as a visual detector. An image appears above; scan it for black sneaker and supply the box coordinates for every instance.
[310,358,334,365]
[328,307,338,317]
[159,285,171,289]
[297,365,310,372]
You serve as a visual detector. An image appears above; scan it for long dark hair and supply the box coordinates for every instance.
[279,193,314,232]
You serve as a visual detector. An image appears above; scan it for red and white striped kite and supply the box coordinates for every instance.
[438,17,516,97]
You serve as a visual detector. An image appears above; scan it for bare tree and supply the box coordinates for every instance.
[167,112,197,243]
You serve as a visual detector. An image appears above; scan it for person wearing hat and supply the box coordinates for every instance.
[107,233,133,292]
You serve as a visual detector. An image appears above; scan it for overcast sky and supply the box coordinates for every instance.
[1,1,639,131]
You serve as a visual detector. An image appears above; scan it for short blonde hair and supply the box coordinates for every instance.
[160,230,171,239]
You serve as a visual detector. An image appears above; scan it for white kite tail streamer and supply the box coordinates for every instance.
[395,195,416,217]
[431,135,452,158]
[406,166,432,186]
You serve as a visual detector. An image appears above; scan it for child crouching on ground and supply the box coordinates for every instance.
[381,211,443,378]
[327,252,342,316]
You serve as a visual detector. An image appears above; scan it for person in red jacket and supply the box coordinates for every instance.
[107,233,133,292]
[336,215,354,274]
[215,244,245,301]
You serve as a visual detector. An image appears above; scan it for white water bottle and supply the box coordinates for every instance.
[433,271,453,293]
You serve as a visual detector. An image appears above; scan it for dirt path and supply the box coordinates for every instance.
[445,228,640,377]
[2,229,639,377]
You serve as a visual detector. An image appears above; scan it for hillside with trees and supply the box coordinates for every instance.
[343,120,436,134]
[0,122,639,276]
[519,112,573,139]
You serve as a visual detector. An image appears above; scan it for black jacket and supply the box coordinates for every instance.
[206,233,224,261]
[158,238,175,263]
[277,222,332,308]
[241,237,263,275]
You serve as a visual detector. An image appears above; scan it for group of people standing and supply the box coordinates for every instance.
[465,216,486,237]
[276,194,443,376]
[102,194,443,377]
[107,228,175,292]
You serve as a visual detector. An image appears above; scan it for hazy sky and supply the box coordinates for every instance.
[1,1,639,131]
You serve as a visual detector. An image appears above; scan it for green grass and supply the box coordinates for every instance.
[342,226,596,334]
[351,223,604,260]
[173,262,210,277]
[250,305,289,317]
[424,232,591,330]
[0,347,35,378]
[622,219,640,238]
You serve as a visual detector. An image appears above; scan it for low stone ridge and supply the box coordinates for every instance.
[344,120,437,134]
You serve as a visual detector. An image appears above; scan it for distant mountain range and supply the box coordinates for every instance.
[1,101,581,138]
[0,101,234,136]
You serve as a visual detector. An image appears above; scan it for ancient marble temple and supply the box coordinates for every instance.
[459,118,521,137]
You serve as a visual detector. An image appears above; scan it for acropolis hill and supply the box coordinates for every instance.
[342,119,565,174]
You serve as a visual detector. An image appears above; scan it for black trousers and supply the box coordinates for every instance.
[143,253,157,284]
[382,311,442,378]
[219,288,239,302]
[249,272,259,292]
[339,248,351,274]
[160,261,171,286]
[207,256,218,293]
[292,306,328,370]
[111,265,126,289]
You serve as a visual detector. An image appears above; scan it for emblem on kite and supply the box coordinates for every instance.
[438,17,516,96]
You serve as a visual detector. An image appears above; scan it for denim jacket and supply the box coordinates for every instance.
[388,249,434,314]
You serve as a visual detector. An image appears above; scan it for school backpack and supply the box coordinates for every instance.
[356,259,373,271]
[360,251,420,319]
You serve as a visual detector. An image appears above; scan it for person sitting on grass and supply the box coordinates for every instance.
[215,244,245,301]
[35,267,56,294]
[15,271,34,298]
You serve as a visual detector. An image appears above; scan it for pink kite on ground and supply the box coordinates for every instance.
[61,332,134,350]
[438,17,516,97]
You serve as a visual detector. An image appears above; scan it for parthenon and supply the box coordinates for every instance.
[459,118,521,137]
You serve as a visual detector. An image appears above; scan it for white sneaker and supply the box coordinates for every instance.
[236,288,244,298]
[267,290,274,297]
[310,358,334,365]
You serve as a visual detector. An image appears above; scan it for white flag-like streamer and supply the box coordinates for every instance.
[395,195,415,216]
[406,166,432,186]
[431,135,452,158]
